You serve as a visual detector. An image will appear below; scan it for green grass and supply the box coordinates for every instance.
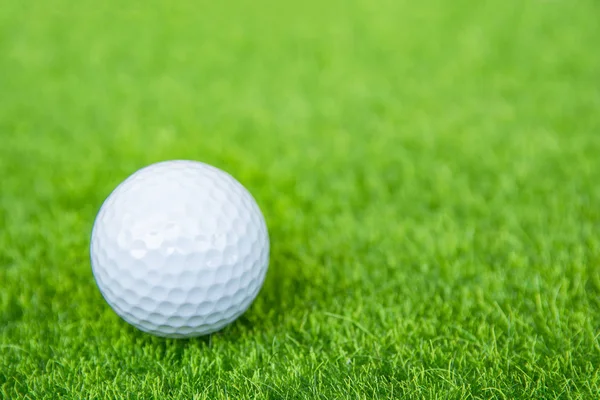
[1,0,600,398]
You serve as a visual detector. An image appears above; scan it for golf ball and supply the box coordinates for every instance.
[90,160,269,338]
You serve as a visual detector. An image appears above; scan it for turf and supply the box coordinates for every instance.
[1,0,600,398]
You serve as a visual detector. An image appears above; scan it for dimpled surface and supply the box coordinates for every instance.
[90,160,269,338]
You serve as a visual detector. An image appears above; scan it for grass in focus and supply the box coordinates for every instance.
[1,0,600,398]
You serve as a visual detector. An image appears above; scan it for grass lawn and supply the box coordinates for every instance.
[1,0,600,398]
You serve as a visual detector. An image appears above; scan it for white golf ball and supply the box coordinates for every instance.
[90,160,269,338]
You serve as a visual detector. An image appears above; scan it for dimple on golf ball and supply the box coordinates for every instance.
[90,160,269,338]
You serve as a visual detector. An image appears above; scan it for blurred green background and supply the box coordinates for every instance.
[1,0,599,398]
